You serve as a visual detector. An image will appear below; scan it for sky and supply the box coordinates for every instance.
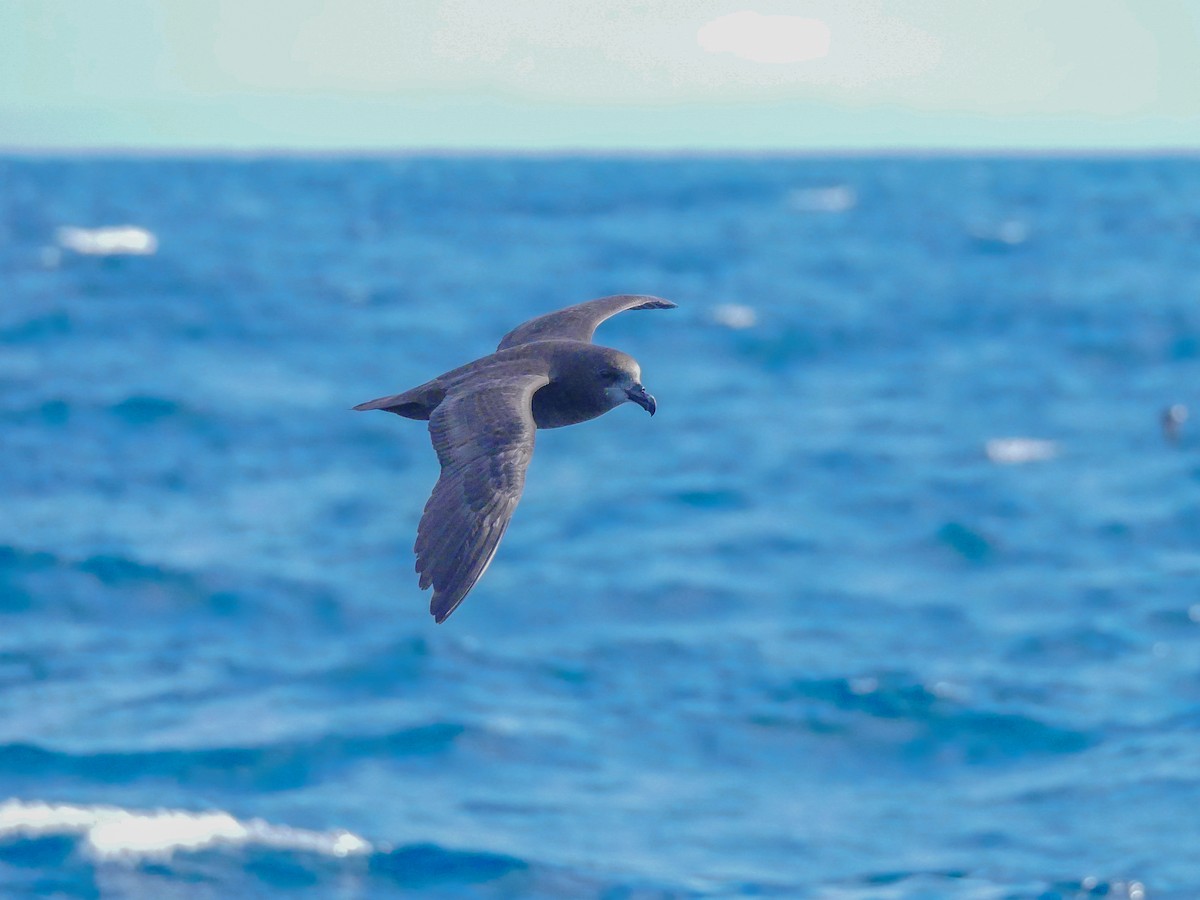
[2,0,1200,152]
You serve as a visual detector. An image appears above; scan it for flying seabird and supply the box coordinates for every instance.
[354,294,676,623]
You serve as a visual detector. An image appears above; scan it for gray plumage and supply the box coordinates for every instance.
[354,294,676,623]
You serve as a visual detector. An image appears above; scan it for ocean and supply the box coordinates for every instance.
[1,154,1199,898]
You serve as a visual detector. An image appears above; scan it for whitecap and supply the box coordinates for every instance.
[709,304,757,330]
[56,225,158,256]
[0,799,371,861]
[984,437,1058,465]
[788,185,856,213]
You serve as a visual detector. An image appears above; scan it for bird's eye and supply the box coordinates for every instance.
[598,368,619,382]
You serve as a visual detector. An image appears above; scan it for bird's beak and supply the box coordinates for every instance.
[626,383,657,416]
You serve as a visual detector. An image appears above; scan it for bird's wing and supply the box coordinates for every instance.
[497,294,677,350]
[415,369,551,623]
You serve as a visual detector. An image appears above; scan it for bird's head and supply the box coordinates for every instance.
[593,349,656,416]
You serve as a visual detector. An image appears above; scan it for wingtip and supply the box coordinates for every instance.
[427,579,460,623]
[632,296,678,311]
[430,595,458,624]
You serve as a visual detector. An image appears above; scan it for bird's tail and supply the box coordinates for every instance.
[352,383,444,420]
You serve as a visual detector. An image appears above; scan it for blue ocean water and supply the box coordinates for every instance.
[2,154,1200,899]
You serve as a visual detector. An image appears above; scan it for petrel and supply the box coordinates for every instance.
[355,294,676,623]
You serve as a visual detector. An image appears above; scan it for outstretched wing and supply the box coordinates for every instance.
[415,371,550,623]
[497,294,677,350]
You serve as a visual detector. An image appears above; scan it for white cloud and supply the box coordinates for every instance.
[696,11,830,64]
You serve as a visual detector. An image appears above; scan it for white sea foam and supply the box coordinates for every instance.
[709,304,757,330]
[0,799,371,861]
[56,225,158,256]
[985,437,1059,465]
[788,185,856,213]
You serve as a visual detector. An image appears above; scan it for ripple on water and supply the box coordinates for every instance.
[759,672,1093,765]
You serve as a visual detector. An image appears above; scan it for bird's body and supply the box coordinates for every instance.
[355,294,675,622]
[359,340,640,429]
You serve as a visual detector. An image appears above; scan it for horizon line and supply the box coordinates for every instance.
[2,145,1199,161]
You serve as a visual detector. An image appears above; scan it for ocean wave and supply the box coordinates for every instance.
[826,870,1148,899]
[0,800,549,894]
[0,725,465,790]
[0,799,369,861]
[0,544,214,616]
[761,673,1093,763]
[0,542,341,623]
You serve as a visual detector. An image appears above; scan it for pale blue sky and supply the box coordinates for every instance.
[3,0,1199,151]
